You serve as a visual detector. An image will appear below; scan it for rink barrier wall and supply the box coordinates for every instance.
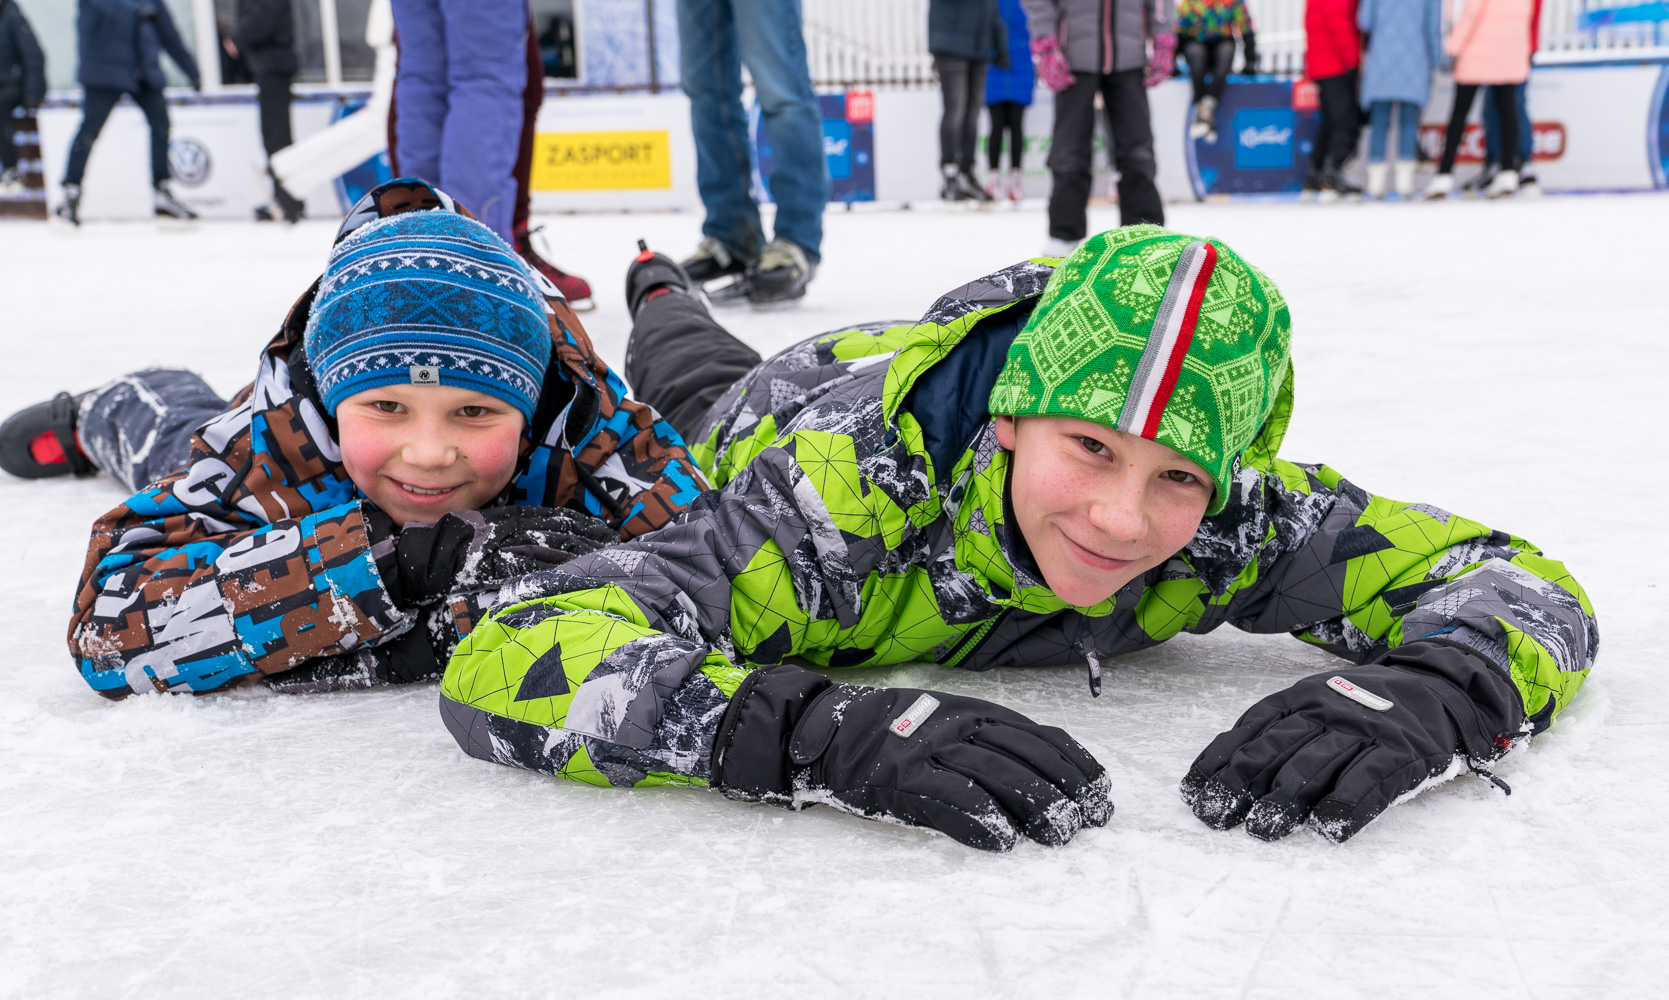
[12,58,1669,222]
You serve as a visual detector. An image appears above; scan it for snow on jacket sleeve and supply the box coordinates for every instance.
[439,406,950,788]
[1160,456,1596,731]
[68,356,406,700]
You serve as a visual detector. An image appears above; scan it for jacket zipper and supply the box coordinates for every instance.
[942,611,1008,669]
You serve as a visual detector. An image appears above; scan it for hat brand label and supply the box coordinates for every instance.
[410,366,440,385]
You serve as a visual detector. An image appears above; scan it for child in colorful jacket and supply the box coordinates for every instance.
[1174,0,1257,141]
[438,226,1597,852]
[0,179,706,698]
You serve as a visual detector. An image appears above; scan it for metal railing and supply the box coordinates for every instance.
[800,0,1669,87]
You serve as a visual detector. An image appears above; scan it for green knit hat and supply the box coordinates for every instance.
[989,225,1292,515]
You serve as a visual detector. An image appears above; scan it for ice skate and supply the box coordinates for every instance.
[1486,169,1520,198]
[1189,96,1218,143]
[681,235,747,285]
[1365,162,1389,200]
[0,391,94,480]
[53,183,81,227]
[0,167,22,196]
[1393,160,1417,199]
[744,238,814,308]
[1004,170,1024,202]
[1422,173,1455,200]
[940,164,974,207]
[1319,165,1362,202]
[152,181,198,226]
[957,168,993,205]
[1461,164,1498,195]
[1517,170,1541,197]
[624,239,696,319]
[514,223,594,311]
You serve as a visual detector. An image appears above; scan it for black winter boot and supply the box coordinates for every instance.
[625,239,696,319]
[744,238,814,308]
[54,183,81,226]
[0,392,95,480]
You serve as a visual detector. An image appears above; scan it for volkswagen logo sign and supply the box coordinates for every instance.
[168,137,212,187]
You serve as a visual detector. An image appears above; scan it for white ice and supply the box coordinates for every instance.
[3,194,1666,998]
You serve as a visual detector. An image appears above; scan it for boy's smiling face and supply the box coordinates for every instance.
[995,415,1213,608]
[336,383,526,527]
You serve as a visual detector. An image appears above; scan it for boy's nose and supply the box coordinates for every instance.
[1087,481,1148,544]
[401,435,459,469]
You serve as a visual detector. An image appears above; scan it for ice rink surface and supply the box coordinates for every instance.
[2,194,1666,999]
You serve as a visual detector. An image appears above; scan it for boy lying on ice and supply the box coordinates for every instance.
[438,225,1597,850]
[1,179,705,696]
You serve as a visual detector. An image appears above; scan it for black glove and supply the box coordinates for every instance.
[1240,31,1259,74]
[1181,642,1523,843]
[369,505,617,611]
[712,664,1113,851]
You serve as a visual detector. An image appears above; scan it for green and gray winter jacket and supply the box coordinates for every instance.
[438,260,1597,789]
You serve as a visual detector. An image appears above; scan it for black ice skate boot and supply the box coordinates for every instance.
[744,238,814,308]
[625,239,696,319]
[680,236,748,285]
[0,392,95,480]
[54,183,82,226]
[153,181,199,222]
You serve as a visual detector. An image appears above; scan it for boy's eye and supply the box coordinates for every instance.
[373,401,402,413]
[458,405,490,418]
[1160,469,1198,484]
[1077,436,1108,456]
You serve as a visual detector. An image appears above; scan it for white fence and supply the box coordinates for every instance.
[801,0,1669,88]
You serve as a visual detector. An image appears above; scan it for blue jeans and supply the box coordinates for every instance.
[79,369,228,492]
[677,0,829,262]
[1366,100,1419,163]
[390,0,528,240]
[1483,82,1532,167]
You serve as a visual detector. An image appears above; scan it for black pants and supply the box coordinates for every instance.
[987,100,1025,171]
[624,291,761,442]
[64,84,172,187]
[1439,83,1521,174]
[1183,37,1235,104]
[1047,68,1163,237]
[254,70,305,214]
[0,84,21,170]
[934,54,988,170]
[1309,69,1361,172]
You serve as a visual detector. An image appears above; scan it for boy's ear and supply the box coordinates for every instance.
[994,415,1018,451]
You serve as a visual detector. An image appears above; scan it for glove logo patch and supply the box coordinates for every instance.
[889,693,940,739]
[1328,676,1393,712]
[410,366,439,385]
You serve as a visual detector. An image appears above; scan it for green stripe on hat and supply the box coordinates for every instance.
[989,225,1292,514]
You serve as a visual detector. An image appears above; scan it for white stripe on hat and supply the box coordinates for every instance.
[1117,240,1218,440]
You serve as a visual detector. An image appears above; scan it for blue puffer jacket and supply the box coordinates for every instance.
[985,0,1035,105]
[77,0,199,91]
[1358,0,1443,107]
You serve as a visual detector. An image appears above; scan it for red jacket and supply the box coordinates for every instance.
[1305,0,1361,79]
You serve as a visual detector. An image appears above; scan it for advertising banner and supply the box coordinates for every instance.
[1182,79,1322,196]
[753,92,877,204]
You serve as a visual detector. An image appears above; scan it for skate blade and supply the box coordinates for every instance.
[566,296,597,312]
[749,294,805,312]
[48,215,80,233]
[706,277,752,308]
[155,216,200,232]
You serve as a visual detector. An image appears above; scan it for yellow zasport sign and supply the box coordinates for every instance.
[531,130,672,190]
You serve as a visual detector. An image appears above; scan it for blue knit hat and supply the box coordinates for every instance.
[304,210,552,420]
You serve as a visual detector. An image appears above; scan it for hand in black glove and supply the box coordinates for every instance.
[369,505,618,611]
[713,664,1113,851]
[1181,642,1523,843]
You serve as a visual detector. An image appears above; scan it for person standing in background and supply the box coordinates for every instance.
[389,0,592,308]
[1303,0,1363,199]
[230,0,306,222]
[1477,0,1541,194]
[56,0,202,225]
[0,0,46,195]
[1022,0,1172,255]
[929,0,1005,204]
[983,0,1032,202]
[676,0,828,307]
[1357,0,1441,200]
[1174,0,1257,144]
[1425,0,1532,199]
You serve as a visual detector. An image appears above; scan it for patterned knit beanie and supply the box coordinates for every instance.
[304,210,552,420]
[989,225,1291,515]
